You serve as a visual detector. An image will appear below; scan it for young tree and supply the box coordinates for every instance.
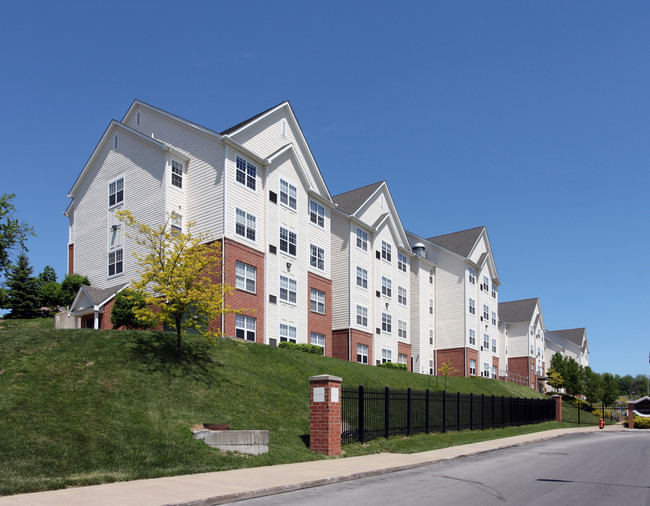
[61,273,90,307]
[111,289,155,330]
[5,251,39,319]
[437,360,457,391]
[38,281,64,315]
[547,352,567,392]
[547,370,564,391]
[0,193,34,277]
[563,357,584,398]
[600,373,619,406]
[118,210,236,359]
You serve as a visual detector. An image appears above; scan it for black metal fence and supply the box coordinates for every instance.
[561,401,625,426]
[341,386,555,445]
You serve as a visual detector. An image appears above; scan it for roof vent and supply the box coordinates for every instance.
[413,243,426,257]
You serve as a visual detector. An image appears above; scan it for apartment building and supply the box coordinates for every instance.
[545,328,589,369]
[498,298,546,391]
[406,226,500,378]
[330,182,413,369]
[66,100,335,353]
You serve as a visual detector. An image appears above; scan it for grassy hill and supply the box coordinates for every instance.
[0,318,544,495]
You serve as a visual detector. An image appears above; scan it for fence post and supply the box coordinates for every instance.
[442,390,447,433]
[502,395,505,428]
[457,392,461,432]
[407,387,412,436]
[469,393,474,431]
[384,386,390,439]
[359,385,365,444]
[478,394,482,429]
[425,389,430,434]
[577,401,581,425]
[309,374,342,456]
[491,395,495,429]
[628,401,635,429]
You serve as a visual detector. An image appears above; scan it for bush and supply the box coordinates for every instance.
[377,362,408,371]
[628,415,650,429]
[278,342,324,355]
[591,408,613,419]
[111,289,155,330]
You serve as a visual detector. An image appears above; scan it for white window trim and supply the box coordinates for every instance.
[309,199,325,228]
[356,227,368,252]
[356,305,368,327]
[356,266,368,289]
[236,314,256,341]
[108,176,125,209]
[279,323,297,343]
[235,261,257,293]
[235,208,256,243]
[310,244,325,271]
[279,178,298,211]
[279,275,297,305]
[170,158,184,190]
[280,227,297,257]
[310,287,325,314]
[235,155,257,193]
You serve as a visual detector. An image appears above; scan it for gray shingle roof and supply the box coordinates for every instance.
[427,226,485,258]
[498,298,539,323]
[332,181,384,215]
[84,283,129,306]
[547,328,586,347]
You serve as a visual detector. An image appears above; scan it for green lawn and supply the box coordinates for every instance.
[1,318,548,496]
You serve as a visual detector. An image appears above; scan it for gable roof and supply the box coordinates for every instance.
[548,328,586,347]
[332,181,384,215]
[499,298,539,324]
[220,102,287,135]
[70,283,129,314]
[427,226,485,258]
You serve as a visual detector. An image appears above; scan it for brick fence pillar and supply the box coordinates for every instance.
[552,395,562,422]
[628,402,635,429]
[309,374,342,456]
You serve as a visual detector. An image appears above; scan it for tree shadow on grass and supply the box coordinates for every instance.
[126,332,225,384]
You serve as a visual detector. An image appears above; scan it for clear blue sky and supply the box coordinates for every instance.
[1,1,648,376]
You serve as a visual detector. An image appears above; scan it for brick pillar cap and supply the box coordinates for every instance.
[309,374,342,382]
[551,394,562,398]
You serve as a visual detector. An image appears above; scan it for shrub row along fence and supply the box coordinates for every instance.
[561,400,626,426]
[341,386,555,445]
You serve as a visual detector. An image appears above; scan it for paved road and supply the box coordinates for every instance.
[239,431,650,505]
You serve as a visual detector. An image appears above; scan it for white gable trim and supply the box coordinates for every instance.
[266,143,314,192]
[68,120,167,198]
[221,136,269,167]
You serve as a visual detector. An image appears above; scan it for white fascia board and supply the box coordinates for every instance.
[63,201,73,217]
[68,120,167,198]
[69,285,94,313]
[308,189,335,208]
[221,136,269,167]
[223,102,289,137]
[351,182,385,220]
[266,143,314,192]
[97,283,130,308]
[123,100,224,141]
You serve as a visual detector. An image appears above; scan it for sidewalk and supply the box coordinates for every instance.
[0,425,625,506]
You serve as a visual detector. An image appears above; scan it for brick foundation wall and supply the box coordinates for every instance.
[508,356,534,388]
[222,238,265,344]
[397,341,412,372]
[437,347,475,377]
[332,328,373,364]
[308,272,333,357]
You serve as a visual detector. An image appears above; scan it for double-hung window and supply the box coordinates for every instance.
[491,311,497,326]
[398,252,407,272]
[381,277,392,297]
[382,348,392,363]
[236,156,256,190]
[398,286,407,305]
[356,267,368,289]
[310,288,325,314]
[483,333,490,350]
[469,298,476,315]
[170,212,182,235]
[356,305,368,326]
[469,328,476,345]
[468,267,476,285]
[309,200,325,227]
[429,329,434,345]
[279,324,297,343]
[381,241,392,262]
[398,320,407,339]
[235,208,256,241]
[235,261,256,293]
[235,315,256,341]
[280,227,297,256]
[382,313,392,333]
[310,244,324,270]
[357,343,368,364]
[280,179,297,209]
[356,227,368,251]
[491,284,497,298]
[492,338,497,353]
[492,365,497,379]
[483,304,489,321]
[398,353,408,365]
[279,276,297,304]
[310,332,325,355]
[108,249,123,277]
[484,362,490,377]
[109,178,124,207]
[483,275,489,292]
[171,159,183,189]
[469,359,476,375]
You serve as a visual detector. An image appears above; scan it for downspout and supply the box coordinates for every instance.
[348,219,352,362]
[221,144,228,335]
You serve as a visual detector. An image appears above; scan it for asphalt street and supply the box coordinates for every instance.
[238,431,650,506]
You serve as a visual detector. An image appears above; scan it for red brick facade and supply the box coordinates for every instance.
[508,356,535,388]
[309,375,342,456]
[308,272,333,356]
[332,328,373,364]
[68,244,74,275]
[397,341,412,372]
[436,347,480,377]
[222,238,265,344]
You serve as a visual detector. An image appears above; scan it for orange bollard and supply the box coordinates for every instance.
[599,418,604,429]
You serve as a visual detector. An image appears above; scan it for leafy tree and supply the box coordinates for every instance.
[438,360,457,391]
[0,287,7,309]
[61,273,90,307]
[547,370,564,391]
[0,193,34,277]
[617,374,635,397]
[5,251,39,318]
[600,373,619,406]
[563,357,584,398]
[111,289,155,330]
[547,352,567,391]
[634,374,650,398]
[118,210,236,359]
[37,265,57,285]
[38,281,64,315]
[583,367,603,406]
